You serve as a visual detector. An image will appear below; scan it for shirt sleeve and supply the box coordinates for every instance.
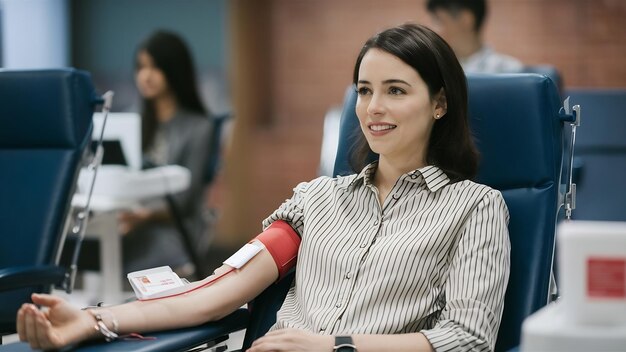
[421,189,511,352]
[261,181,309,237]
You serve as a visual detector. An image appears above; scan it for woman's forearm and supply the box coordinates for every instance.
[351,332,434,352]
[98,249,279,334]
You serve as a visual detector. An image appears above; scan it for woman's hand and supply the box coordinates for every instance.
[247,328,333,352]
[17,293,98,350]
[117,208,152,235]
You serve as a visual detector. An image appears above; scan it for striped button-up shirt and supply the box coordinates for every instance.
[262,163,510,352]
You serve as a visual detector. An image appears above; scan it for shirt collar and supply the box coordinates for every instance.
[348,162,451,193]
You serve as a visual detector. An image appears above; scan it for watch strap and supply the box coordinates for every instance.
[334,335,357,351]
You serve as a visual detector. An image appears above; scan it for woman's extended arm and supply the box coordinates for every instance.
[17,248,278,350]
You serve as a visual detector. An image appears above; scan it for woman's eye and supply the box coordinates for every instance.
[389,87,406,95]
[357,87,371,96]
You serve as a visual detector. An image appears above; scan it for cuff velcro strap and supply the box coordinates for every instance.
[255,220,301,281]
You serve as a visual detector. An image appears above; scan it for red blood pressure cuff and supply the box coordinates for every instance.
[255,220,301,281]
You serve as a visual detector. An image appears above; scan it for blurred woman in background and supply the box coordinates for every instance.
[119,30,213,277]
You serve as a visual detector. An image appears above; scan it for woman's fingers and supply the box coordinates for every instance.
[35,314,53,350]
[20,303,61,350]
[16,304,28,341]
[23,307,41,350]
[248,338,281,352]
[31,293,62,308]
[249,333,289,352]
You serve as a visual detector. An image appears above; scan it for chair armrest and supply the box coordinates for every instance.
[0,308,250,352]
[0,266,66,292]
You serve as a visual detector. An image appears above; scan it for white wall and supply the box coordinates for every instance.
[1,0,69,68]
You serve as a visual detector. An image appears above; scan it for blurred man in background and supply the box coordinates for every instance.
[427,0,523,73]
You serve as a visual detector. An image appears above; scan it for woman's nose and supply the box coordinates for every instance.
[367,94,385,116]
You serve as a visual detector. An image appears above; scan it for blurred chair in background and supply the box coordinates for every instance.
[564,89,626,222]
[522,65,563,94]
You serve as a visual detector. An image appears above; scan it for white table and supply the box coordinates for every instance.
[71,165,190,303]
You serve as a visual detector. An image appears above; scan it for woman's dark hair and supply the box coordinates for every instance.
[351,23,478,182]
[136,30,207,151]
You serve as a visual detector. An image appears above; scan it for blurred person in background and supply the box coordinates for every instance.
[119,30,213,277]
[427,0,523,73]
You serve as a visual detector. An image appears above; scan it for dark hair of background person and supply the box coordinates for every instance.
[350,23,479,182]
[135,30,208,151]
[426,0,487,32]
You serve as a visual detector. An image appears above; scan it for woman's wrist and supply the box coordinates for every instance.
[84,309,119,341]
[80,310,102,341]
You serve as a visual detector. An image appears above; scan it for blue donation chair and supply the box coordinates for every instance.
[0,69,101,336]
[0,74,572,351]
[334,74,569,352]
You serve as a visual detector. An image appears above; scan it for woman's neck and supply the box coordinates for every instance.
[153,94,178,123]
[374,155,427,204]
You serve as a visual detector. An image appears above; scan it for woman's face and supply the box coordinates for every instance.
[355,48,441,166]
[135,50,170,100]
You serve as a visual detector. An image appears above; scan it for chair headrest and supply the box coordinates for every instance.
[467,73,562,190]
[0,69,98,148]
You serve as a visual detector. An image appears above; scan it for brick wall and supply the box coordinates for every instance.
[210,0,626,248]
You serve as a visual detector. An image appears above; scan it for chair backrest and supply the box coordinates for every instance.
[563,89,626,222]
[522,65,563,95]
[333,74,564,351]
[467,74,563,351]
[0,69,98,333]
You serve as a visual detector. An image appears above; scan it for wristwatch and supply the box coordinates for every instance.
[334,335,357,351]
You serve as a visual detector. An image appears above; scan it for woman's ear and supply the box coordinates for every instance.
[433,88,448,119]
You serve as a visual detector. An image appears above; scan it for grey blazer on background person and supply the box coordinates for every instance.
[123,108,213,275]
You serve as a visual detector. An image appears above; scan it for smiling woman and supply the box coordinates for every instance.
[351,24,478,186]
[355,49,443,188]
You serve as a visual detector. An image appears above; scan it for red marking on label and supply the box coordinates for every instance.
[587,258,626,299]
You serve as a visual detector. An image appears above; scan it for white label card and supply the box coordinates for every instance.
[223,241,265,269]
[126,266,186,299]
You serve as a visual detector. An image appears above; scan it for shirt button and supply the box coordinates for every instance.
[360,243,367,248]
[410,174,418,179]
[373,220,379,226]
[345,272,352,279]
[319,328,326,333]
[336,302,342,308]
